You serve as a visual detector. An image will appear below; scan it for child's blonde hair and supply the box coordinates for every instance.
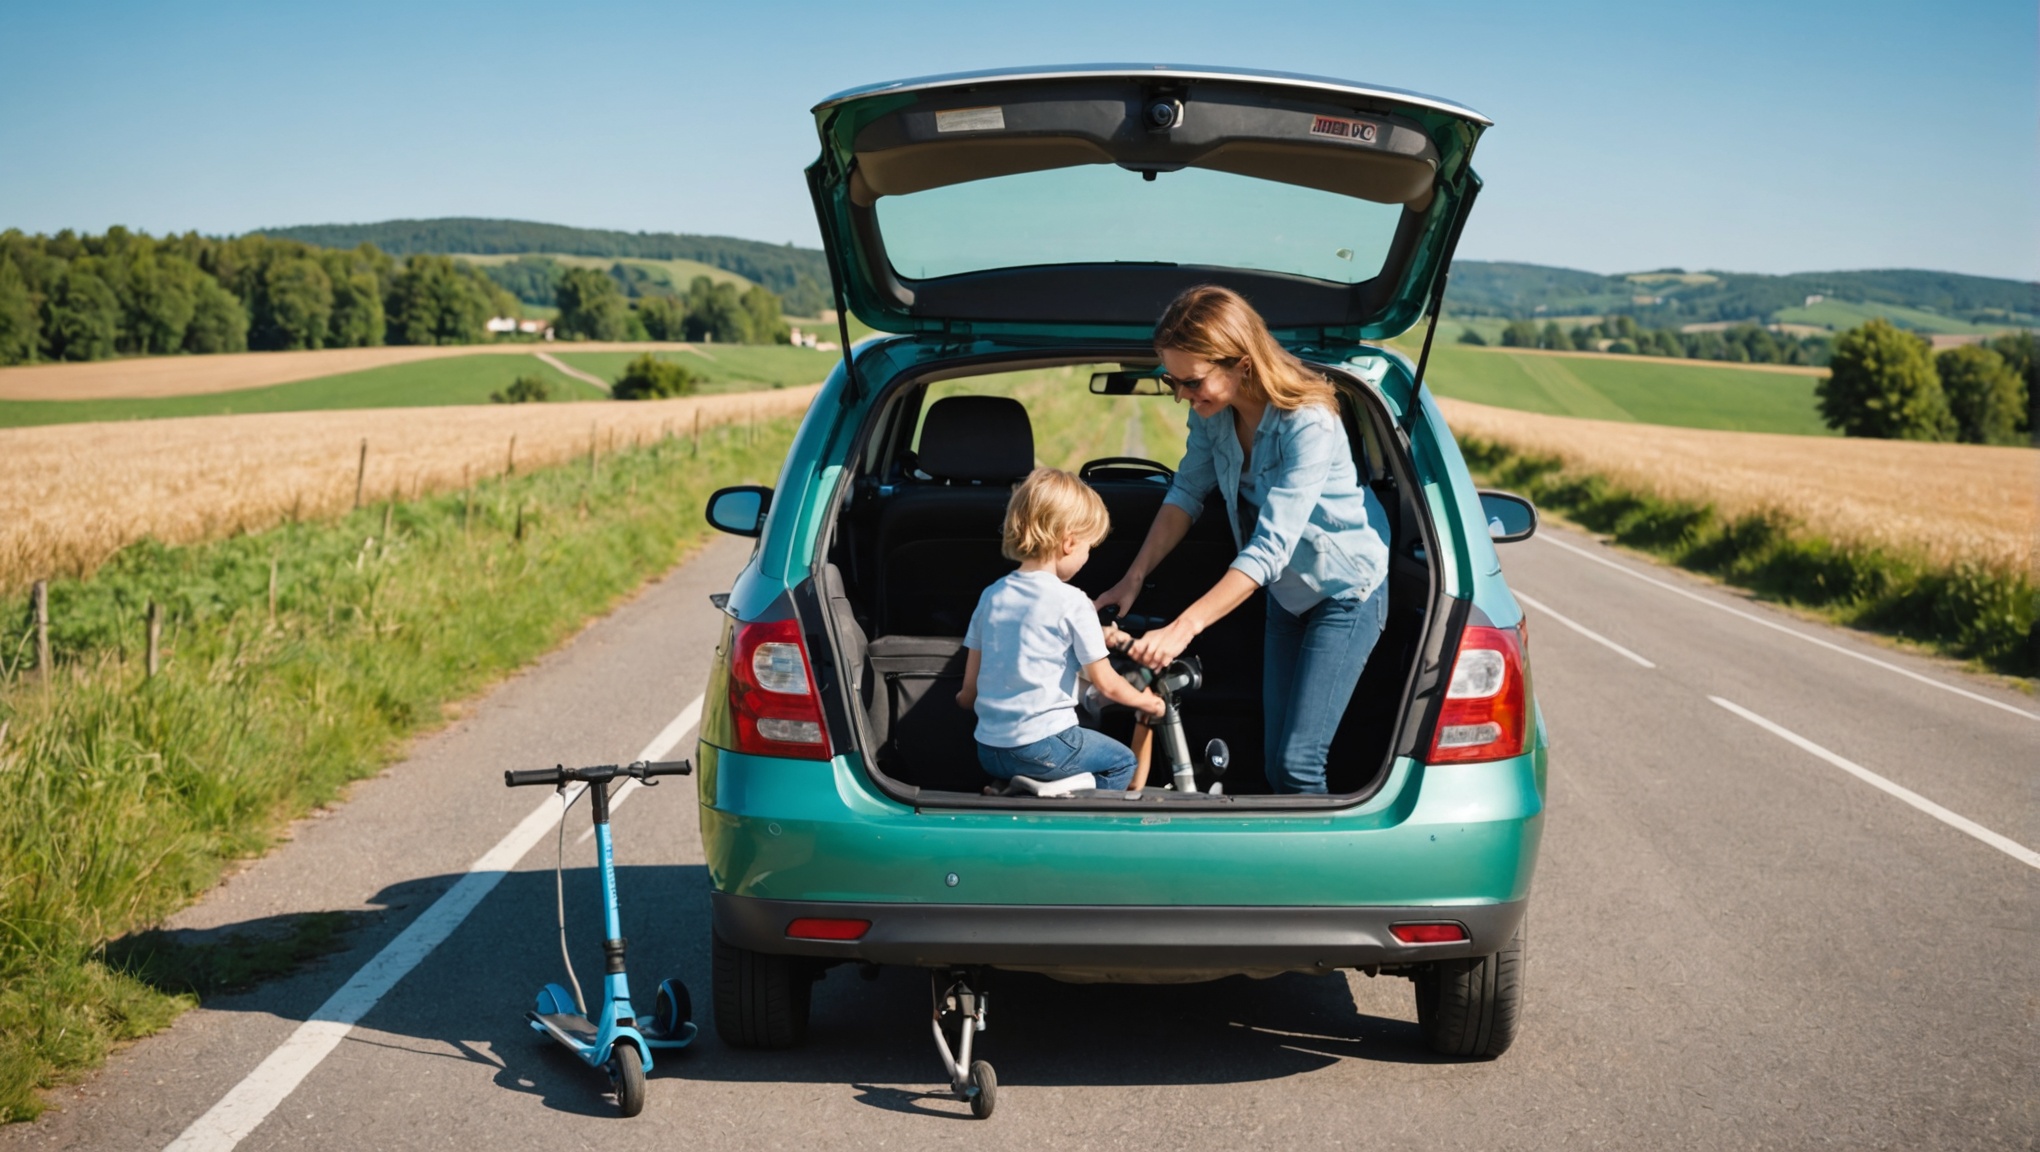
[1001,468,1110,562]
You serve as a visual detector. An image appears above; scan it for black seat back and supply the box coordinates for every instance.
[875,395,1035,636]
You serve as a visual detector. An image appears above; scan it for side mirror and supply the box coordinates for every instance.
[706,485,771,537]
[1477,490,1538,543]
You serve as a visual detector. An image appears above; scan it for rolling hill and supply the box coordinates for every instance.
[1445,261,2038,334]
[257,217,830,299]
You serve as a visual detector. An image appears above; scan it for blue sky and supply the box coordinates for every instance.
[1,0,2033,279]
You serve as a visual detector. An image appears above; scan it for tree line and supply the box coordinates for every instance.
[1472,316,1833,367]
[1817,321,2034,446]
[0,228,813,367]
[0,227,519,365]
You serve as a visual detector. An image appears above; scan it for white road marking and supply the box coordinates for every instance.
[1513,590,1656,668]
[163,694,707,1152]
[1710,696,2040,871]
[1539,534,2039,722]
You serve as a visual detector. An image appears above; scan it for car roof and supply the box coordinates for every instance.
[813,63,1491,127]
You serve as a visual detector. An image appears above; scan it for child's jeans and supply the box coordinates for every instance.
[977,726,1137,791]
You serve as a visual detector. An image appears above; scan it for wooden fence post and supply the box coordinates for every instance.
[267,559,279,624]
[692,410,701,456]
[354,439,369,510]
[32,580,49,681]
[505,434,518,478]
[146,600,161,679]
[588,421,599,482]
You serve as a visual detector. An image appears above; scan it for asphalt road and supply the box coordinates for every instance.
[8,525,2036,1150]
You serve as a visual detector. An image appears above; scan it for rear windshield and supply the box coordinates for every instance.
[875,165,1404,285]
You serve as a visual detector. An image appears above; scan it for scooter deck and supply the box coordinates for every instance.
[529,1011,598,1044]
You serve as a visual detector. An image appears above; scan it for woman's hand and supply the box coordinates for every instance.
[1093,574,1142,621]
[1127,618,1197,671]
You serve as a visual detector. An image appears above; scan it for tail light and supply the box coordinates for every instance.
[1426,624,1529,764]
[786,917,870,941]
[728,617,830,760]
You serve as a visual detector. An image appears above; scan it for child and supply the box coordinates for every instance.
[957,468,1165,793]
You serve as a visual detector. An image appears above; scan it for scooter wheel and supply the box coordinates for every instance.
[968,1060,996,1120]
[656,978,692,1033]
[609,1043,645,1118]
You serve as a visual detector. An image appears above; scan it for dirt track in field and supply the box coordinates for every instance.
[1438,396,2040,572]
[0,343,700,402]
[0,386,818,591]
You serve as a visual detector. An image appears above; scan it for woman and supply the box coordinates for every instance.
[1094,285,1390,795]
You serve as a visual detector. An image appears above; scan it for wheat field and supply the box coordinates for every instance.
[1438,397,2039,573]
[0,387,820,592]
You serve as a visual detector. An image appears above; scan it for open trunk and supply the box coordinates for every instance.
[808,353,1443,807]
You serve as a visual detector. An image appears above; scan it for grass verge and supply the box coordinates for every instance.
[0,415,796,1121]
[1460,436,2038,678]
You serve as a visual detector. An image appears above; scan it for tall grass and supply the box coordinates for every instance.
[1460,437,2038,677]
[0,416,797,1121]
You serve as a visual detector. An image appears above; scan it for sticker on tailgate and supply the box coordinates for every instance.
[936,106,1006,133]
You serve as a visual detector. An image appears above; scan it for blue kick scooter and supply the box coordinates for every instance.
[504,759,697,1117]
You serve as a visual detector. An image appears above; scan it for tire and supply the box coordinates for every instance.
[1414,918,1525,1059]
[656,978,692,1035]
[609,1042,645,1118]
[968,1060,997,1120]
[711,930,813,1049]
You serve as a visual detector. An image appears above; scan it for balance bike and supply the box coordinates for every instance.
[1093,610,1230,793]
[503,758,698,1117]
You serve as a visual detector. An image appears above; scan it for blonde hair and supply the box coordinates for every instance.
[1001,468,1111,562]
[1153,284,1338,412]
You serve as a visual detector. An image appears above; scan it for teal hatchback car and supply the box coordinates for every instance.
[697,65,1546,1081]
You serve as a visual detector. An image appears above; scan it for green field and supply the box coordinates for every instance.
[554,345,840,392]
[0,355,606,429]
[452,252,755,290]
[1772,298,2015,335]
[1413,343,1834,435]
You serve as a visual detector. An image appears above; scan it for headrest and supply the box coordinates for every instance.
[916,395,1034,483]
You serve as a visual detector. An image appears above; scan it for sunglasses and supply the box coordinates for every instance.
[1160,357,1241,394]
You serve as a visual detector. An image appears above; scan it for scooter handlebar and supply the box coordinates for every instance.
[502,759,694,788]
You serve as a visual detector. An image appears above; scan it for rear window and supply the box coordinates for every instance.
[875,165,1404,285]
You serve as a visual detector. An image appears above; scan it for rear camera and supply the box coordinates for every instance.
[1143,98,1181,130]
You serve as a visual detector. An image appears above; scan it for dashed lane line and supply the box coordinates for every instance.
[1513,590,1656,668]
[163,694,707,1152]
[1711,696,2040,871]
[1538,534,2039,722]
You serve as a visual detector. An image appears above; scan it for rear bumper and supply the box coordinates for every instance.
[712,892,1527,972]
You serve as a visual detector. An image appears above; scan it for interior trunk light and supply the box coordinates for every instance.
[729,618,831,760]
[786,917,871,941]
[1426,624,1529,764]
[1390,922,1468,944]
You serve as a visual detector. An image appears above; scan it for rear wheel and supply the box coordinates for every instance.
[1414,918,1525,1059]
[712,931,813,1049]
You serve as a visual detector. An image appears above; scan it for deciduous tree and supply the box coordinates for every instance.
[1935,344,2023,445]
[1817,320,1955,440]
[612,353,702,399]
[554,266,631,341]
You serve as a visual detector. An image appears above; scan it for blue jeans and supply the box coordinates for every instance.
[1263,582,1387,794]
[977,726,1138,791]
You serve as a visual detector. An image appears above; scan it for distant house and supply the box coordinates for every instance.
[486,316,554,338]
[1804,294,1825,306]
[788,326,822,349]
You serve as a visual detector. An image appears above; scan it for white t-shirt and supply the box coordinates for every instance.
[963,569,1110,748]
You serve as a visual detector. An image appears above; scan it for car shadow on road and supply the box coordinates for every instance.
[137,863,1461,1120]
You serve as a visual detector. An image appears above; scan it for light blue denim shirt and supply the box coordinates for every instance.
[1161,401,1390,616]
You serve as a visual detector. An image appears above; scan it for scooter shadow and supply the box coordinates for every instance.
[123,864,1458,1120]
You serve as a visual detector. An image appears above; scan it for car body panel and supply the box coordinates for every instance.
[699,743,1543,908]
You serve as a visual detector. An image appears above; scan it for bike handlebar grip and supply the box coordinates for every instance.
[504,767,565,787]
[639,759,693,777]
